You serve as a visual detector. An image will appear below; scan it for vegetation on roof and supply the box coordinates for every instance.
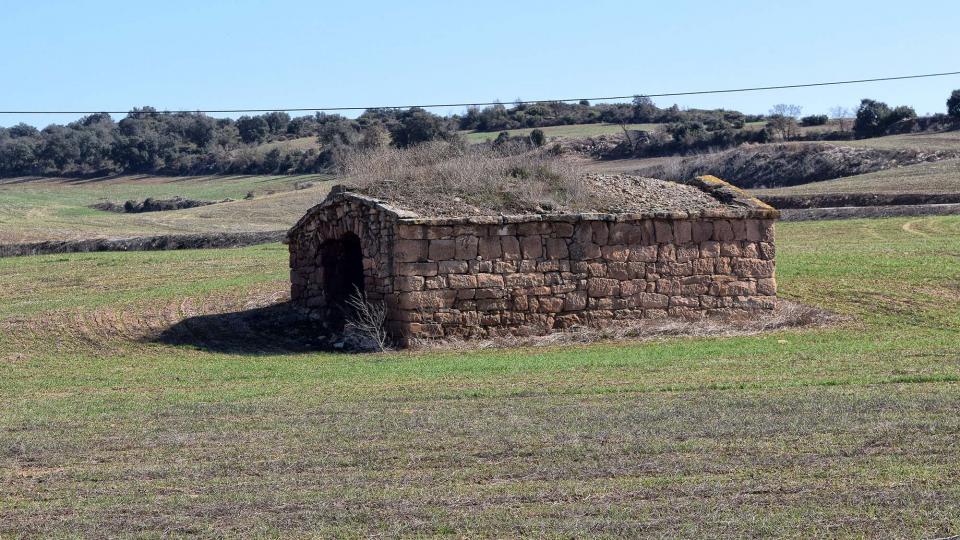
[337,141,727,217]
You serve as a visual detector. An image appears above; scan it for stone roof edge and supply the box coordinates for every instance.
[685,175,781,219]
[288,178,779,236]
[286,186,417,240]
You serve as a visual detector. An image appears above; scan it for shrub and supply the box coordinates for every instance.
[800,115,829,126]
[529,128,546,147]
[949,90,960,119]
[854,99,892,137]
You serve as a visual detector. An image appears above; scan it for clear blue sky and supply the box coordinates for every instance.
[2,0,958,128]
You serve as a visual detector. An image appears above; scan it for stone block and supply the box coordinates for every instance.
[428,239,456,260]
[745,219,764,242]
[546,238,569,259]
[520,235,543,259]
[395,239,427,262]
[501,236,521,260]
[620,279,646,296]
[733,259,775,278]
[757,278,777,296]
[398,225,427,240]
[591,221,609,245]
[447,274,478,289]
[719,241,741,257]
[518,222,552,235]
[424,276,445,289]
[439,260,469,274]
[758,242,776,260]
[478,236,502,260]
[569,241,601,260]
[638,293,669,309]
[731,219,747,240]
[658,244,676,262]
[601,245,630,262]
[607,262,631,281]
[505,273,546,288]
[552,222,575,237]
[396,276,425,292]
[654,220,673,243]
[397,262,438,277]
[713,220,735,241]
[475,288,506,299]
[399,290,455,310]
[673,221,693,243]
[563,291,588,311]
[537,297,564,313]
[628,245,658,262]
[476,273,505,288]
[675,245,700,263]
[609,223,643,244]
[588,277,620,297]
[455,235,479,260]
[700,241,720,258]
[423,226,452,239]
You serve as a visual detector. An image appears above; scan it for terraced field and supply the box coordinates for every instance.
[0,174,332,243]
[3,216,959,537]
[754,158,960,197]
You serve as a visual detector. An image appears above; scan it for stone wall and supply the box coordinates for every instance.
[389,217,776,340]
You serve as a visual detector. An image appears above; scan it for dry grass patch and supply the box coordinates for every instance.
[339,141,588,215]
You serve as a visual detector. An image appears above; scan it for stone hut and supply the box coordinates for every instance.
[286,175,779,344]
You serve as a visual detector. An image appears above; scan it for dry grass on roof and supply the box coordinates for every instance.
[337,141,725,217]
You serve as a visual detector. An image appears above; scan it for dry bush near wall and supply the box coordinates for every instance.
[337,141,589,214]
[408,300,840,351]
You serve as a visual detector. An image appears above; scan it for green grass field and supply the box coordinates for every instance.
[0,174,333,243]
[2,216,959,537]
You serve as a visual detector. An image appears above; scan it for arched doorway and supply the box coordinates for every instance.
[319,232,364,329]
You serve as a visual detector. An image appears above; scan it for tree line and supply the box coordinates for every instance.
[2,91,958,178]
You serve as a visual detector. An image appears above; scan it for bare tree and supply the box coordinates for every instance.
[344,286,390,351]
[829,106,851,131]
[770,104,803,118]
[767,104,803,140]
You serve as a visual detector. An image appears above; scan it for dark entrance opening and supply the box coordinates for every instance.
[319,232,364,329]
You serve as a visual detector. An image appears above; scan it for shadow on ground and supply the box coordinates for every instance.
[154,302,337,354]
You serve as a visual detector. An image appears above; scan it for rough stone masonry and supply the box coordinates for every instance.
[287,176,779,344]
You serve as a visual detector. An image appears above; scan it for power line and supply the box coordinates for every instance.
[2,70,958,115]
